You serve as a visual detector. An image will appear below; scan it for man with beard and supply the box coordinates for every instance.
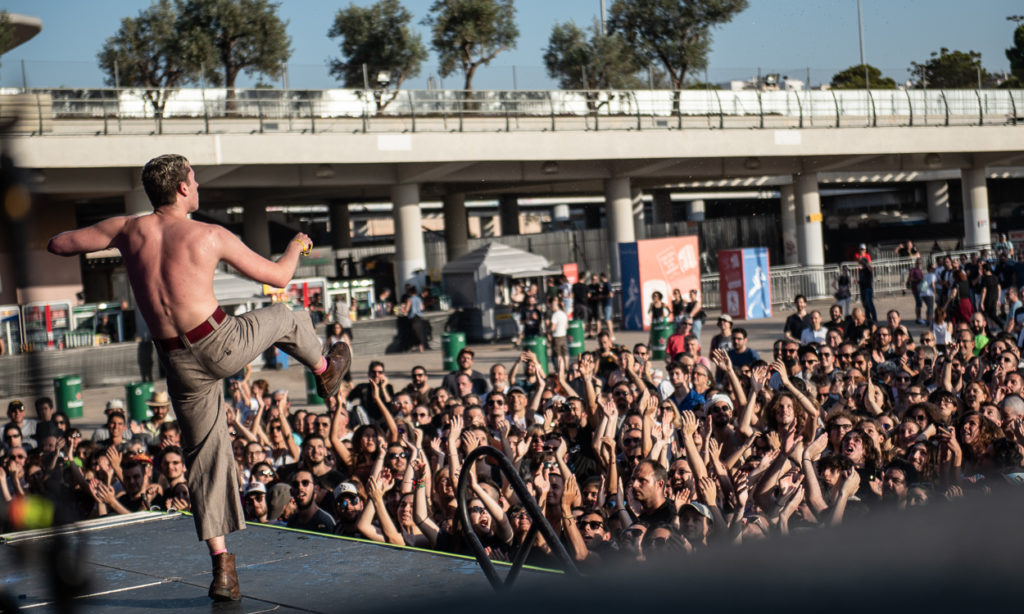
[331,482,366,537]
[575,508,618,563]
[285,435,345,499]
[287,469,335,533]
[881,459,917,509]
[243,482,270,522]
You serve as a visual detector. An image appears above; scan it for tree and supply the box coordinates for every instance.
[608,0,748,113]
[97,0,200,119]
[177,0,291,112]
[1006,23,1024,87]
[544,20,645,90]
[830,64,896,89]
[424,0,519,91]
[909,47,990,88]
[328,0,427,112]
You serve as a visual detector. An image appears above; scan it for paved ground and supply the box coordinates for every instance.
[7,292,922,437]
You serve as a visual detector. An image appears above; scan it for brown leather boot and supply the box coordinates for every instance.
[209,552,241,601]
[315,341,352,399]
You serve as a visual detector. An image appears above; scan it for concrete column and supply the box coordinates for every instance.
[242,202,271,258]
[779,184,799,265]
[633,193,647,240]
[329,200,353,249]
[442,193,469,261]
[605,177,637,282]
[651,189,673,225]
[925,180,950,223]
[392,183,426,292]
[794,172,826,296]
[960,168,991,248]
[499,194,520,236]
[124,187,151,216]
[686,199,706,222]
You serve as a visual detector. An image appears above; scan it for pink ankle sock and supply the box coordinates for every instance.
[210,548,227,557]
[312,357,328,374]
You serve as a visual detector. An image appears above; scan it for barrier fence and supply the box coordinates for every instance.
[1,87,1020,136]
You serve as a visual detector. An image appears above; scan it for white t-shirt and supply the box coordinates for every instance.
[921,272,936,297]
[550,310,568,337]
[800,327,827,344]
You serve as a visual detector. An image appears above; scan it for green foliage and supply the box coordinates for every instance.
[1007,24,1024,84]
[97,0,200,116]
[543,20,645,90]
[607,0,748,90]
[830,64,897,89]
[177,0,291,106]
[424,0,519,91]
[328,0,427,111]
[909,47,990,88]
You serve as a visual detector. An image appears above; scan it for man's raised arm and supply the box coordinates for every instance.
[48,216,131,256]
[217,226,310,289]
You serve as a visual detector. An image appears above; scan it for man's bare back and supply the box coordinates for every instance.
[48,164,310,340]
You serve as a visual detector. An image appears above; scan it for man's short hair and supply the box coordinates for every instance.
[794,294,806,303]
[637,459,668,484]
[35,397,54,411]
[733,327,748,339]
[141,154,191,207]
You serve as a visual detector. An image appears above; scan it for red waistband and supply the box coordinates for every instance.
[155,308,227,351]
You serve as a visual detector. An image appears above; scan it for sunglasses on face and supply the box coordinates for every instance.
[292,479,313,487]
[387,452,409,460]
[577,519,604,530]
[623,437,641,447]
[487,399,506,406]
[259,469,275,477]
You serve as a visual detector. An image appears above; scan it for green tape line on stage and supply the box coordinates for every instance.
[174,510,561,575]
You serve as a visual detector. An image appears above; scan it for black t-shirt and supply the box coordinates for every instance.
[845,319,872,342]
[980,275,1000,307]
[572,282,589,305]
[521,306,543,336]
[288,507,336,533]
[637,499,677,529]
[784,312,807,339]
[858,267,873,289]
[351,382,395,425]
[955,278,971,300]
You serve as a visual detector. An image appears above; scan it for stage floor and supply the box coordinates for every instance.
[1,512,553,613]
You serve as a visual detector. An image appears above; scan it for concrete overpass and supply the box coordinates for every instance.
[4,119,1024,305]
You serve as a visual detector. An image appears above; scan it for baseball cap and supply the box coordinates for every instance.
[508,386,527,395]
[105,399,125,411]
[859,243,867,250]
[333,481,359,499]
[718,314,733,323]
[245,482,267,497]
[680,501,713,521]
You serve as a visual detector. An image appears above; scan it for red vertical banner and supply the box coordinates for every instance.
[301,282,310,308]
[561,263,578,284]
[718,249,746,319]
[633,236,701,330]
[44,304,53,346]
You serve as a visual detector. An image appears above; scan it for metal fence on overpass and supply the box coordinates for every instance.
[2,87,1021,136]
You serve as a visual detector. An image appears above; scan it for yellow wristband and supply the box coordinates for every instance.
[292,239,311,256]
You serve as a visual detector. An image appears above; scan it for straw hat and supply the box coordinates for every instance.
[145,390,171,407]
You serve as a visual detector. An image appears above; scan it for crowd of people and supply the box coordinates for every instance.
[4,245,1024,568]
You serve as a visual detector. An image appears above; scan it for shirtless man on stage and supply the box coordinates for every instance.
[48,154,350,601]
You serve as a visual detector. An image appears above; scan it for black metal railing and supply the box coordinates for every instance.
[455,446,579,591]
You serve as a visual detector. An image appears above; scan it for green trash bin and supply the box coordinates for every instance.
[125,382,155,422]
[523,336,549,376]
[54,375,84,419]
[567,320,586,360]
[650,321,674,361]
[305,370,325,406]
[441,331,466,372]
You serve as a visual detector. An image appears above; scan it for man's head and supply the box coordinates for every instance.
[333,482,364,521]
[107,411,127,439]
[291,470,317,509]
[368,361,386,382]
[244,482,269,520]
[244,441,266,468]
[630,460,668,511]
[971,312,987,335]
[887,310,901,330]
[146,390,171,421]
[576,508,609,544]
[142,154,194,208]
[34,397,55,422]
[122,461,146,498]
[794,295,807,312]
[7,400,26,424]
[303,435,329,467]
[489,363,508,386]
[731,328,749,351]
[160,446,186,482]
[457,348,475,371]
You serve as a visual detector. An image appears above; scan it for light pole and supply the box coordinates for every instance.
[857,0,868,88]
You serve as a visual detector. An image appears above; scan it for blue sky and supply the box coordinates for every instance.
[2,0,1019,89]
